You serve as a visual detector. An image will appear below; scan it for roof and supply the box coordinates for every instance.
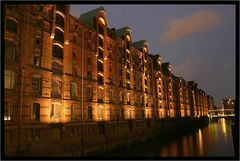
[132,40,147,50]
[79,7,105,28]
[149,54,160,71]
[116,26,131,39]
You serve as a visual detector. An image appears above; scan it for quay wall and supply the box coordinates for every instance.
[4,117,208,157]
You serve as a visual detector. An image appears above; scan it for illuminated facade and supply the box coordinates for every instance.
[4,4,214,126]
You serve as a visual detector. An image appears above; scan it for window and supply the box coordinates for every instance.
[98,106,104,120]
[5,41,17,61]
[51,81,62,98]
[86,87,93,101]
[97,61,103,72]
[87,71,91,79]
[98,36,103,47]
[98,49,103,59]
[32,77,42,93]
[73,35,76,43]
[4,70,15,89]
[109,90,113,103]
[33,55,40,66]
[98,24,104,35]
[87,56,91,65]
[109,107,112,120]
[70,82,77,98]
[72,51,76,61]
[72,66,77,76]
[51,104,62,118]
[35,38,40,48]
[4,102,12,121]
[109,65,112,73]
[56,4,65,14]
[31,103,40,121]
[127,93,130,103]
[71,105,76,120]
[126,72,130,80]
[53,45,63,59]
[98,88,104,102]
[56,13,64,28]
[120,108,124,119]
[88,106,92,120]
[6,18,17,34]
[98,75,104,85]
[54,28,64,43]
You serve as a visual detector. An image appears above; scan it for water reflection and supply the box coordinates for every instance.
[102,119,235,157]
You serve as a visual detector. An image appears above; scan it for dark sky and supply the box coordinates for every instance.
[70,4,235,107]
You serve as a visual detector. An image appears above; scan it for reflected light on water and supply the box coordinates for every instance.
[219,118,227,134]
[197,129,204,156]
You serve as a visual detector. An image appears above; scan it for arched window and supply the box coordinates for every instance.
[5,41,17,62]
[52,44,63,59]
[56,4,65,14]
[54,28,64,43]
[6,18,17,34]
[97,61,103,72]
[56,13,64,28]
[97,75,104,85]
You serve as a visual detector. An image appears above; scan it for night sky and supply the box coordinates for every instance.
[70,4,235,107]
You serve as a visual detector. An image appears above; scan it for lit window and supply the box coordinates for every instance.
[98,106,104,120]
[98,88,104,102]
[51,104,62,118]
[31,103,40,121]
[33,55,40,66]
[6,18,17,34]
[4,70,15,89]
[4,102,12,121]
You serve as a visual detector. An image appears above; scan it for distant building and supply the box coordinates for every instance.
[222,98,235,110]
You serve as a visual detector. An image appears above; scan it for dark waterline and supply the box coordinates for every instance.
[100,118,234,157]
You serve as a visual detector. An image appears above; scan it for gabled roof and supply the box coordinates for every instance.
[149,54,160,71]
[79,7,105,28]
[79,7,105,21]
[132,40,147,50]
[116,26,131,39]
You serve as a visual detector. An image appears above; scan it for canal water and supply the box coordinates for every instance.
[101,118,235,157]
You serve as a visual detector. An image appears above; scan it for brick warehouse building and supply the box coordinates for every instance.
[4,4,214,156]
